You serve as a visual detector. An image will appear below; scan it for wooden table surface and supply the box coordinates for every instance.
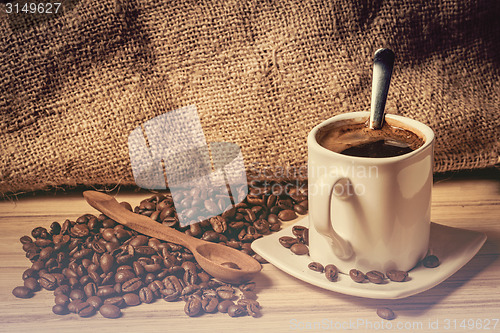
[1,171,499,333]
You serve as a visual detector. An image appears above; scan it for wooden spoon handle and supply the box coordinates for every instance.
[83,191,194,249]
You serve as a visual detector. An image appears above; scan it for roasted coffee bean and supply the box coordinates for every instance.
[84,282,97,298]
[184,297,203,317]
[162,288,181,302]
[241,290,258,300]
[325,264,339,282]
[122,293,141,306]
[148,280,164,298]
[216,285,235,300]
[377,307,396,320]
[294,204,307,215]
[99,253,114,273]
[54,285,71,296]
[422,255,440,268]
[87,296,103,309]
[97,286,116,298]
[67,299,84,313]
[76,301,96,317]
[290,243,309,255]
[23,277,40,291]
[55,294,70,306]
[122,277,143,293]
[71,224,90,238]
[209,216,227,233]
[278,236,297,248]
[22,268,38,281]
[104,296,126,308]
[253,219,270,234]
[278,209,297,221]
[308,262,324,273]
[20,235,33,244]
[99,304,121,319]
[12,286,34,298]
[70,288,86,301]
[227,304,246,317]
[386,270,408,282]
[246,302,261,317]
[366,270,385,284]
[52,304,69,315]
[139,287,154,303]
[267,214,279,225]
[349,269,366,283]
[202,296,219,313]
[39,272,57,290]
[218,299,234,313]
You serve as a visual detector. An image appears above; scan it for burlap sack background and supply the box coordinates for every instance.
[0,0,498,195]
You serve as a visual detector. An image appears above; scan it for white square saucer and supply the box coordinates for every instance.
[251,216,486,299]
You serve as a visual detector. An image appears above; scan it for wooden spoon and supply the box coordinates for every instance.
[83,191,262,284]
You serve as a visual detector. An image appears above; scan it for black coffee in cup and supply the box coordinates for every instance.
[317,119,424,158]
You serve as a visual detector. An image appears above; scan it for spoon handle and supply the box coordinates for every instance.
[370,48,395,129]
[83,191,194,249]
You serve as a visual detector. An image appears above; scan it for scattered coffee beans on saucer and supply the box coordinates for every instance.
[422,254,440,268]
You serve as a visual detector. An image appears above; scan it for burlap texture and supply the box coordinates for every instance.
[0,0,499,195]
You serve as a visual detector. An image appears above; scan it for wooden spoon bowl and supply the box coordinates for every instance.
[83,191,262,284]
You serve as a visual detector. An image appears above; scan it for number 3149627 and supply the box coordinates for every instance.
[5,3,62,14]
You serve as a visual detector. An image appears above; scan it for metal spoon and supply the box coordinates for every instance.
[369,48,395,129]
[83,191,262,284]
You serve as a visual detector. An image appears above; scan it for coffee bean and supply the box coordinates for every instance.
[227,304,246,317]
[70,288,86,301]
[377,307,396,320]
[122,277,143,293]
[218,300,234,313]
[87,296,103,309]
[278,209,297,221]
[23,277,40,291]
[279,236,298,248]
[139,287,154,303]
[293,204,307,215]
[184,297,203,317]
[325,264,339,282]
[308,262,324,273]
[239,282,256,292]
[366,270,385,284]
[202,297,219,313]
[52,304,69,315]
[216,285,235,300]
[290,243,309,255]
[422,255,440,268]
[54,285,70,296]
[38,272,57,290]
[386,270,408,282]
[349,269,366,283]
[99,304,121,319]
[84,282,97,298]
[67,299,84,313]
[20,235,33,244]
[55,294,70,306]
[99,253,114,273]
[122,293,141,306]
[241,290,258,300]
[162,288,181,302]
[12,286,34,298]
[104,296,126,308]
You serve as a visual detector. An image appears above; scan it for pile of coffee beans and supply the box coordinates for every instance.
[12,181,308,319]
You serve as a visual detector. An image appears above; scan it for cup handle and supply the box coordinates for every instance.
[313,177,354,260]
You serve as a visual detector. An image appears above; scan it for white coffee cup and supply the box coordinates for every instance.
[307,112,434,273]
